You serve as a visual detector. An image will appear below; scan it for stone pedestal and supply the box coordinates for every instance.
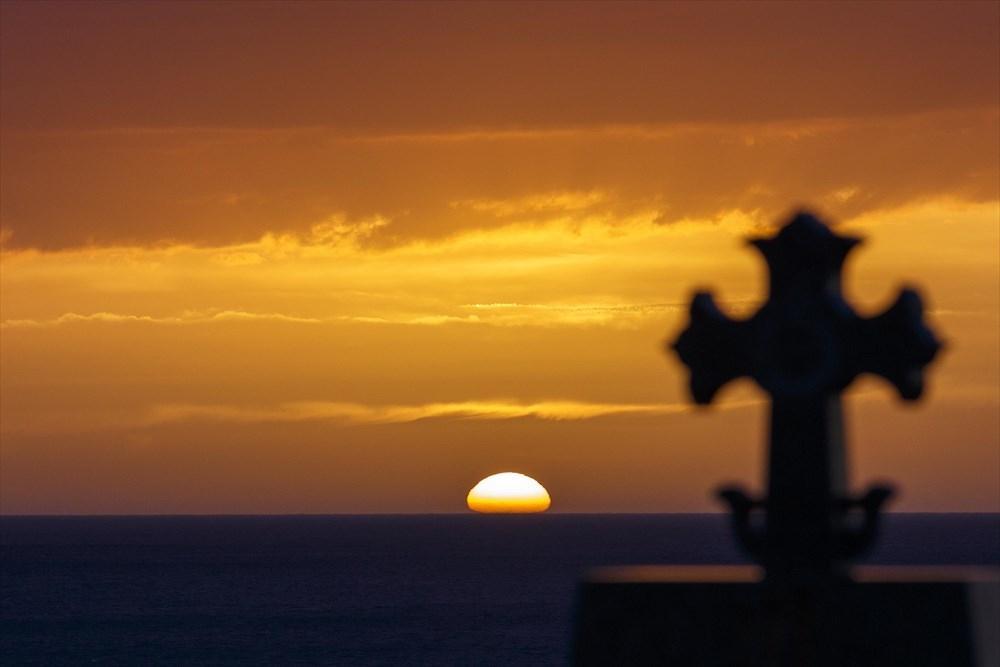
[573,566,999,666]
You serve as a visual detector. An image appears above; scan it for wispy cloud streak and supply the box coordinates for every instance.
[1,302,710,330]
[0,311,324,329]
[145,398,761,426]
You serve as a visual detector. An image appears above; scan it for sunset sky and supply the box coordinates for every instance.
[1,1,997,514]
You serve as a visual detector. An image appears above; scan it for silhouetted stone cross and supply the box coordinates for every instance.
[671,212,941,581]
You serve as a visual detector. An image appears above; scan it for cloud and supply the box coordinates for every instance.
[0,208,770,332]
[2,108,996,250]
[2,199,995,333]
[144,398,753,426]
[126,388,968,431]
[1,310,324,329]
[451,190,610,218]
[4,3,996,134]
[456,302,696,327]
[307,214,390,245]
[0,303,696,330]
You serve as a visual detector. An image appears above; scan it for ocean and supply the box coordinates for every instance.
[2,514,998,665]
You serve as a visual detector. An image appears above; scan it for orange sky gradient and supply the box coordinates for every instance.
[1,1,997,514]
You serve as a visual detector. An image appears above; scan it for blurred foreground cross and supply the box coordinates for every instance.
[671,212,941,581]
[574,211,994,667]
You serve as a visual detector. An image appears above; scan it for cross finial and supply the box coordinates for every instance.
[751,211,860,297]
[670,211,941,580]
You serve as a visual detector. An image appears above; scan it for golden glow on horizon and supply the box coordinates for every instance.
[0,200,996,513]
[467,473,552,513]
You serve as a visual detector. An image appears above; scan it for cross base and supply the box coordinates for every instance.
[718,482,895,577]
[573,566,999,666]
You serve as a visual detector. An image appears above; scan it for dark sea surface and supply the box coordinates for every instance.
[2,514,998,665]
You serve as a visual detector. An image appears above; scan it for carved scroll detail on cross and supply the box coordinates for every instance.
[670,212,941,580]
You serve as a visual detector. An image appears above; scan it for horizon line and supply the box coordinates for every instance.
[2,511,998,518]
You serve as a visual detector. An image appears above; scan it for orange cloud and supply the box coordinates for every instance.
[1,109,995,250]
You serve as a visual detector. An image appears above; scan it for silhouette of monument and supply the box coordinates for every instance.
[675,212,937,580]
[573,211,998,666]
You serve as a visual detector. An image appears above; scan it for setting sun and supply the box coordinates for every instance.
[467,473,552,513]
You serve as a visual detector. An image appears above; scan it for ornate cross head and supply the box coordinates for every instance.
[673,212,941,404]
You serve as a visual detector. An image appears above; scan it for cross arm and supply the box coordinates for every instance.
[671,292,752,405]
[855,288,942,400]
